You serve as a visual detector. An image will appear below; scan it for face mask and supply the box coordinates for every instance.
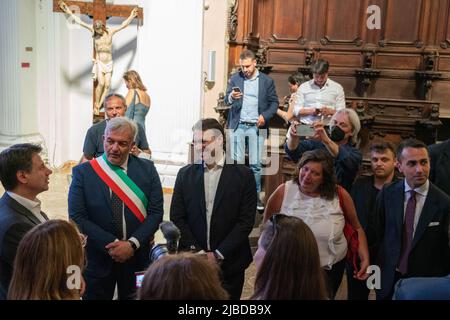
[329,126,345,142]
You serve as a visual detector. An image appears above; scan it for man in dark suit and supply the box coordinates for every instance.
[170,118,256,299]
[225,50,279,210]
[429,139,450,197]
[373,138,450,299]
[0,144,52,299]
[69,117,163,300]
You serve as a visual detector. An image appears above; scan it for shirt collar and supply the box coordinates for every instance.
[7,191,41,212]
[310,78,330,89]
[203,153,225,171]
[404,179,429,197]
[245,70,260,81]
[120,155,129,172]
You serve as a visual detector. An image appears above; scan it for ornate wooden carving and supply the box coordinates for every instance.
[228,0,239,42]
[214,92,230,129]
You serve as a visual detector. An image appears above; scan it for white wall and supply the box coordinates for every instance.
[35,0,204,187]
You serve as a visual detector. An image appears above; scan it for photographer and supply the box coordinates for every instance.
[285,108,362,191]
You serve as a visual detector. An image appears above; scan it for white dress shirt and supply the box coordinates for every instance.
[203,154,225,252]
[293,78,345,124]
[403,180,429,238]
[7,191,47,223]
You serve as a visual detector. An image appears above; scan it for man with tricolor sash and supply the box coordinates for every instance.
[69,117,163,300]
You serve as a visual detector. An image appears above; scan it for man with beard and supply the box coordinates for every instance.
[170,118,256,299]
[373,138,450,300]
[225,49,279,210]
[346,142,398,300]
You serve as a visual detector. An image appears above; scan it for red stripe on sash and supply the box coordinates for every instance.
[90,159,145,223]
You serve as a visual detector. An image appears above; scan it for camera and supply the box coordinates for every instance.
[149,221,181,263]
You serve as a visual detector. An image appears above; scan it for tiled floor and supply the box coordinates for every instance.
[1,167,374,300]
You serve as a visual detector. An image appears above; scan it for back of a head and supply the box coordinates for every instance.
[123,70,147,91]
[0,143,42,191]
[137,252,228,300]
[7,220,84,300]
[252,215,328,300]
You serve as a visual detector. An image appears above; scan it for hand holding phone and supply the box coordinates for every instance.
[232,86,241,93]
[295,124,315,138]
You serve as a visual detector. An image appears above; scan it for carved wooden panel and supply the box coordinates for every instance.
[379,0,425,48]
[320,0,365,46]
[270,0,306,42]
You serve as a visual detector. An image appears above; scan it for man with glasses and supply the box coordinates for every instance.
[225,50,279,210]
[170,118,256,300]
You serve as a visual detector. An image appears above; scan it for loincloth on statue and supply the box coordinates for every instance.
[92,60,113,81]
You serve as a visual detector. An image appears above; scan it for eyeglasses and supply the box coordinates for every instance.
[79,233,88,248]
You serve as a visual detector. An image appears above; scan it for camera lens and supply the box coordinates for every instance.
[149,244,169,262]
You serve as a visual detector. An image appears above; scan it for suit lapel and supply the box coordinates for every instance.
[411,184,436,249]
[212,164,231,215]
[6,194,42,225]
[194,164,206,218]
[393,181,405,236]
[91,163,113,213]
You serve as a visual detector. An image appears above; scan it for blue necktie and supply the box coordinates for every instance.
[398,190,416,274]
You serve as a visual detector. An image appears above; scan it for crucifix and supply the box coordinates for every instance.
[53,0,143,122]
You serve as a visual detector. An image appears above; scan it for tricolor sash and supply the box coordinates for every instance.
[90,154,148,222]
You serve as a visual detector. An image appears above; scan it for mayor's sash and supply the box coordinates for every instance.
[90,154,148,222]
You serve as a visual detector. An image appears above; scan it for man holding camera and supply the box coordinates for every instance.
[285,108,362,191]
[225,49,279,210]
[69,117,163,300]
[170,118,256,300]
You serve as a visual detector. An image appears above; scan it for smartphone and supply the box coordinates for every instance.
[295,124,315,137]
[232,87,242,93]
[135,271,145,288]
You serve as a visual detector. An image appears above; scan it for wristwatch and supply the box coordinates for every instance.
[127,240,137,251]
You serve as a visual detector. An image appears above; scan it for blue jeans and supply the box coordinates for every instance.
[229,123,265,193]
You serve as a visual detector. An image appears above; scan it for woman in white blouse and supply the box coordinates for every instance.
[263,149,369,298]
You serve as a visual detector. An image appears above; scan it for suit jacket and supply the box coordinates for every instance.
[374,180,450,299]
[225,71,279,130]
[170,163,256,276]
[68,156,163,278]
[0,193,48,299]
[429,140,450,196]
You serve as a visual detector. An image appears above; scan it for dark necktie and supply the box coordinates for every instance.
[111,191,124,240]
[398,190,416,274]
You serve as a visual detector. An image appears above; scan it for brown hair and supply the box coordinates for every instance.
[123,70,147,91]
[137,252,229,300]
[251,215,328,300]
[8,220,85,300]
[370,141,396,157]
[292,149,337,200]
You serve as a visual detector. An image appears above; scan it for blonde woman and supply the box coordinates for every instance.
[123,70,151,130]
[8,220,86,300]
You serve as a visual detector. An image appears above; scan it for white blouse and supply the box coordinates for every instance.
[280,181,347,270]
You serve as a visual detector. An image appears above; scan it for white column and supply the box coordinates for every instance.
[0,0,44,153]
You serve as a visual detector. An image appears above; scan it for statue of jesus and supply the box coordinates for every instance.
[59,1,139,115]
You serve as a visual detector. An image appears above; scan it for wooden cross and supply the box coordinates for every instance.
[53,0,144,123]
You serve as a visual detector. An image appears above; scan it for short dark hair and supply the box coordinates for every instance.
[0,143,42,190]
[370,141,396,158]
[288,72,305,86]
[397,138,428,161]
[192,118,225,138]
[104,93,127,109]
[239,49,256,61]
[292,149,337,200]
[311,59,329,75]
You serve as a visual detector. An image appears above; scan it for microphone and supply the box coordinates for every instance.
[159,221,180,254]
